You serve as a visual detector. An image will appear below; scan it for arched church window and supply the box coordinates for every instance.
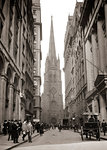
[54,74,56,82]
[51,100,57,109]
[29,103,32,110]
[49,74,52,82]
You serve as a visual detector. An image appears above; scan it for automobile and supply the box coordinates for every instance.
[14,141,107,150]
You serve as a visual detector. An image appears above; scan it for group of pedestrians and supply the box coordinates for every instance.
[1,119,49,144]
[22,120,33,142]
[1,119,34,143]
[102,119,107,136]
[2,120,22,143]
[35,122,45,136]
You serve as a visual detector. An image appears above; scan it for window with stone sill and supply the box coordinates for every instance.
[8,36,11,51]
[23,7,26,21]
[0,56,4,74]
[102,22,106,37]
[9,6,13,29]
[34,35,36,41]
[0,0,6,9]
[81,60,84,73]
[13,47,17,63]
[33,9,37,15]
[0,18,3,38]
[34,27,36,33]
[23,25,25,38]
[22,62,24,73]
[34,18,36,23]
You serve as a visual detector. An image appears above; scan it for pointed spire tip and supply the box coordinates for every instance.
[51,16,53,19]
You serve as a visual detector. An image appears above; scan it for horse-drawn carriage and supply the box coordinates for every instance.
[80,112,100,141]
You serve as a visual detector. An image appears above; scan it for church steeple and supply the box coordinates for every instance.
[49,16,56,62]
[41,17,63,125]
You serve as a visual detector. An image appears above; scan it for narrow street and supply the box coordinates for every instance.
[12,128,104,150]
[13,128,81,149]
[19,129,81,146]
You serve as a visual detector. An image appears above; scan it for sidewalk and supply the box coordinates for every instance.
[0,131,40,150]
[100,132,107,140]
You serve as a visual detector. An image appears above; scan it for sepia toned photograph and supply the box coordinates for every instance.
[0,0,107,149]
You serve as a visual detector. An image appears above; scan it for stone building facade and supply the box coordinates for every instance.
[64,15,75,119]
[41,17,63,125]
[80,0,107,122]
[32,0,42,122]
[0,0,34,123]
[64,2,85,124]
[64,0,107,124]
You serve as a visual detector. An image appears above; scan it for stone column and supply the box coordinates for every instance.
[92,99,95,114]
[99,94,107,121]
[91,27,98,80]
[94,97,98,113]
[97,17,106,73]
[104,2,107,71]
[85,39,94,91]
[15,90,20,120]
[8,83,14,120]
[0,75,7,123]
[104,2,107,36]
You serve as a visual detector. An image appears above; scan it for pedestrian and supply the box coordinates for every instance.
[3,120,8,135]
[18,120,22,135]
[12,120,19,143]
[7,120,13,141]
[26,120,33,143]
[58,123,62,132]
[39,123,44,136]
[36,122,40,133]
[22,119,27,141]
[102,119,107,136]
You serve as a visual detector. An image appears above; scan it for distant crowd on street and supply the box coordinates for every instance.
[0,119,51,144]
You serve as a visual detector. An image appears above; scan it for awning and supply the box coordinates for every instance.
[33,119,40,122]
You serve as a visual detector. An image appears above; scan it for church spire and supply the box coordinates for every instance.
[49,16,56,61]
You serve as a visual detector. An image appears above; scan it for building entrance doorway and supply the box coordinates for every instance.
[51,117,57,125]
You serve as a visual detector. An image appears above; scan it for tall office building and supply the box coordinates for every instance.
[0,0,34,123]
[32,0,42,122]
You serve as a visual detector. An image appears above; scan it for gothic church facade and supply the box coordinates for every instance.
[41,17,63,125]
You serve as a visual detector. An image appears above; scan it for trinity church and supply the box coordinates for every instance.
[41,17,63,125]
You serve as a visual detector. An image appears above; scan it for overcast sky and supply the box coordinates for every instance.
[40,0,83,105]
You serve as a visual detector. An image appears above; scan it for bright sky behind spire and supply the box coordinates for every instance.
[41,0,83,104]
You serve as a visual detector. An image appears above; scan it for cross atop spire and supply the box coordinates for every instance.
[49,16,56,62]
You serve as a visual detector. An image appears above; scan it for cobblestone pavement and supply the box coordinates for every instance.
[0,130,107,150]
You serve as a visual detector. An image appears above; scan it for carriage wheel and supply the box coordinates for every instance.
[80,127,84,141]
[96,129,100,141]
[81,132,83,141]
[98,129,100,141]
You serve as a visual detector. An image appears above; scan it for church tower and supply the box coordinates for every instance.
[41,17,63,125]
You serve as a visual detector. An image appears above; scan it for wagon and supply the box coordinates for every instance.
[80,113,100,141]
